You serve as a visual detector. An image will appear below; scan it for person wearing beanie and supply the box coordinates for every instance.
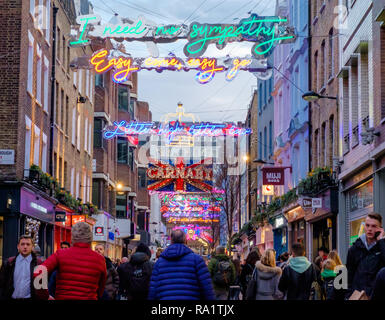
[117,242,153,300]
[34,222,107,300]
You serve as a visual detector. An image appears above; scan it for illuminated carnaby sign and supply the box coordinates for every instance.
[70,14,296,59]
[103,120,252,144]
[89,49,263,84]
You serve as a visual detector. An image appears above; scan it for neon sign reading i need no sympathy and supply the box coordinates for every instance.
[70,13,296,59]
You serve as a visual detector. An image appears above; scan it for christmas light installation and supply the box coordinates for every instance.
[89,49,257,84]
[147,157,213,192]
[70,14,296,59]
[172,225,213,242]
[103,120,252,144]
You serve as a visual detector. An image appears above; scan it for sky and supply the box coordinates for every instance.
[90,0,276,122]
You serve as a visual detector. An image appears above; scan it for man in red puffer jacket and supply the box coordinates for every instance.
[34,222,107,300]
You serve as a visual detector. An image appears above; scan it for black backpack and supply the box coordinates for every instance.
[213,260,232,286]
[126,261,152,299]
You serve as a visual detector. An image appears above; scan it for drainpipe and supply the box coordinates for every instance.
[49,6,59,176]
[308,1,312,173]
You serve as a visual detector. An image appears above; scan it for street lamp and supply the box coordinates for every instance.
[116,183,123,191]
[302,91,337,102]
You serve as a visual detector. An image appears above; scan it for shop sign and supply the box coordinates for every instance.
[55,211,66,222]
[312,198,322,209]
[301,198,312,209]
[95,226,104,235]
[262,185,274,196]
[275,217,284,228]
[72,215,86,225]
[262,167,285,185]
[0,149,15,164]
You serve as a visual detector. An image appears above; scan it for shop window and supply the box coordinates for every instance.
[349,217,366,246]
[347,179,373,213]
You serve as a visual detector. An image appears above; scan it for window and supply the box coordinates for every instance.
[62,35,65,69]
[60,89,64,128]
[30,0,35,16]
[45,0,50,42]
[328,28,334,79]
[95,74,104,87]
[55,82,59,124]
[94,118,104,148]
[76,172,79,199]
[138,168,147,188]
[88,122,92,154]
[129,147,134,169]
[129,99,135,119]
[79,70,83,94]
[86,70,90,97]
[82,173,86,202]
[314,129,319,168]
[321,40,326,88]
[33,125,40,165]
[56,27,60,61]
[264,127,267,160]
[92,180,100,208]
[71,107,76,145]
[87,177,91,202]
[314,51,318,90]
[269,121,273,156]
[43,57,49,112]
[70,167,75,195]
[117,137,128,163]
[118,85,128,111]
[321,122,326,166]
[84,118,88,152]
[42,133,47,172]
[259,132,262,158]
[65,96,69,134]
[116,193,127,218]
[27,31,34,95]
[73,70,77,88]
[77,114,81,150]
[64,161,68,190]
[329,115,334,164]
[25,116,32,170]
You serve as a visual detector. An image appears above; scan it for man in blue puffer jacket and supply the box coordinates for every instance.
[148,229,215,300]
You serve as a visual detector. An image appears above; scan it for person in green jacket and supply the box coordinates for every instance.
[207,246,236,300]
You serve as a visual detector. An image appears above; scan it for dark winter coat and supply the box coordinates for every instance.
[346,238,385,299]
[102,257,119,300]
[278,259,319,300]
[33,243,107,300]
[240,263,254,296]
[118,252,153,300]
[207,254,236,290]
[372,267,385,300]
[0,253,42,300]
[254,261,283,300]
[148,243,215,300]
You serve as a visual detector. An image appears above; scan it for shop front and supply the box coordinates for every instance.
[271,213,288,259]
[255,224,274,254]
[285,205,307,255]
[303,187,338,261]
[53,204,73,252]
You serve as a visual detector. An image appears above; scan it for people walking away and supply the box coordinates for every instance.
[118,243,153,300]
[277,252,289,270]
[320,258,343,300]
[33,222,107,300]
[148,229,214,300]
[48,242,71,298]
[95,244,119,300]
[121,257,129,264]
[278,243,319,300]
[228,259,242,300]
[208,246,236,300]
[314,256,323,278]
[240,250,261,298]
[250,249,283,300]
[346,213,385,299]
[0,235,43,300]
[372,267,385,300]
[328,250,343,266]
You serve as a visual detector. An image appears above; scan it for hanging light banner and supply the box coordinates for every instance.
[88,49,263,84]
[262,167,285,186]
[70,14,296,59]
[103,120,252,143]
[173,225,213,243]
[147,157,213,192]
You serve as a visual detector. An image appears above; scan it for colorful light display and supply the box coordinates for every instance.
[147,158,213,192]
[103,120,252,143]
[90,49,259,84]
[173,225,213,243]
[70,14,296,59]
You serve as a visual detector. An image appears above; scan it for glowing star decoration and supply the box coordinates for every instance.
[147,157,213,192]
[70,14,296,59]
[87,49,265,84]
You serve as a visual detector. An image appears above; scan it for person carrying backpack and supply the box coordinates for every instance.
[208,246,236,300]
[118,243,153,300]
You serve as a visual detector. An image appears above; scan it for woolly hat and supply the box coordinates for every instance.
[71,222,93,244]
[136,242,151,258]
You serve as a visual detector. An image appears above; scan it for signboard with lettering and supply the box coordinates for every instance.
[262,185,274,196]
[312,198,322,209]
[262,167,285,186]
[72,215,86,225]
[301,198,312,209]
[0,149,15,165]
[55,211,66,222]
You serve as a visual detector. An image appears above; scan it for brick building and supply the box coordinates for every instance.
[337,0,385,261]
[305,0,340,261]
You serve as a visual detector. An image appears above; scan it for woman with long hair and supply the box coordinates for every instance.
[327,250,343,266]
[254,249,283,300]
[240,249,261,298]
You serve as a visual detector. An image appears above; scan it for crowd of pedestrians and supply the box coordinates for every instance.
[0,212,385,300]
